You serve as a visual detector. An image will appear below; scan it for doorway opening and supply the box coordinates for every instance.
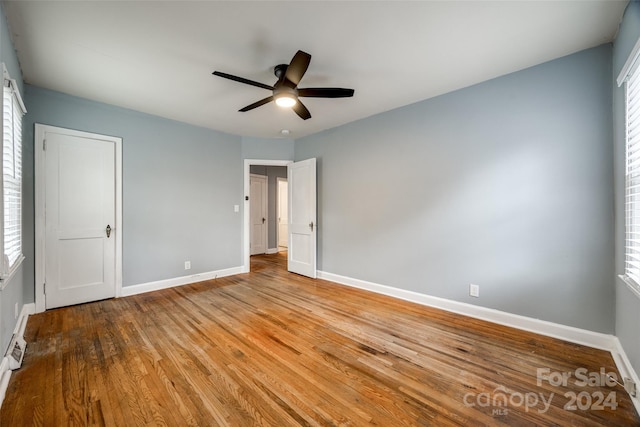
[249,173,268,256]
[243,159,292,272]
[277,176,288,251]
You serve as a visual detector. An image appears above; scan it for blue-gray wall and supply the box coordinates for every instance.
[0,3,25,354]
[613,0,640,382]
[24,85,244,288]
[296,45,614,333]
[242,136,294,161]
[2,1,636,372]
[250,165,288,249]
[21,88,296,294]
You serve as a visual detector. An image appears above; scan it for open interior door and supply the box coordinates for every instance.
[287,158,316,278]
[249,174,268,255]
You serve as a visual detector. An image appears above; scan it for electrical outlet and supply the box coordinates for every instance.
[624,377,637,397]
[184,261,191,270]
[14,302,18,319]
[469,284,480,298]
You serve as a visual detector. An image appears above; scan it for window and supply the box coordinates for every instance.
[624,65,640,289]
[620,39,640,298]
[0,64,25,282]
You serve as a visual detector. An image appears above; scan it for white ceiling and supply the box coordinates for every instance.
[3,1,628,139]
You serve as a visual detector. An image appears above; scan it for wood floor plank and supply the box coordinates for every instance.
[2,252,639,426]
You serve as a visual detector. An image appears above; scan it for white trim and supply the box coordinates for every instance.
[243,159,292,273]
[0,254,24,291]
[265,248,279,254]
[114,137,123,297]
[317,270,616,350]
[34,125,123,313]
[2,64,25,114]
[318,270,640,408]
[619,274,640,300]
[34,124,44,312]
[0,357,10,410]
[0,302,34,410]
[121,266,243,297]
[618,36,640,86]
[15,303,34,338]
[611,337,640,415]
[276,176,288,250]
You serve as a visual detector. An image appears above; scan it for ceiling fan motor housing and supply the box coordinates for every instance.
[212,50,354,120]
[274,64,288,79]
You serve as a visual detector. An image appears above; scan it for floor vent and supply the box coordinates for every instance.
[5,334,26,370]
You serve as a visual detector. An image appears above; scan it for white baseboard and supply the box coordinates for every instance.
[121,266,244,297]
[318,271,640,413]
[317,271,616,350]
[0,357,10,410]
[318,270,640,412]
[611,337,640,415]
[16,304,35,337]
[266,248,279,254]
[0,302,34,410]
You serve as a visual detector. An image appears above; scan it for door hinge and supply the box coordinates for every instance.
[43,139,46,151]
[43,282,46,294]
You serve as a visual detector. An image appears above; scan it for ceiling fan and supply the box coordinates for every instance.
[213,50,354,120]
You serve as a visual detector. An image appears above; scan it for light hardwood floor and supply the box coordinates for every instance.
[1,252,639,426]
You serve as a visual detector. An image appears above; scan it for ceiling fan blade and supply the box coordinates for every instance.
[213,71,273,91]
[284,50,311,87]
[292,100,311,120]
[239,96,274,112]
[298,88,355,98]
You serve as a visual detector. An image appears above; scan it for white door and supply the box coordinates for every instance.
[277,177,288,249]
[44,131,117,309]
[250,174,268,255]
[288,158,316,278]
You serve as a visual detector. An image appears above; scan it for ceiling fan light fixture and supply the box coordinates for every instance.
[213,50,354,120]
[275,95,297,108]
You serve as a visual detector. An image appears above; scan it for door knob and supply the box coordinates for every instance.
[262,218,266,224]
[106,224,112,238]
[309,221,314,231]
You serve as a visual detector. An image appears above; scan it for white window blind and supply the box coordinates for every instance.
[1,65,25,280]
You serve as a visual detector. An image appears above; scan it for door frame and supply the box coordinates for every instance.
[243,159,292,272]
[276,176,288,250]
[34,124,123,313]
[249,173,268,255]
